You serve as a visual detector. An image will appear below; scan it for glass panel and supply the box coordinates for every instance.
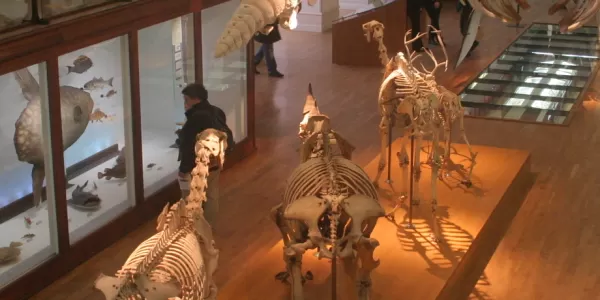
[460,23,600,125]
[0,63,59,288]
[57,36,135,244]
[40,0,133,19]
[138,14,195,197]
[202,1,248,142]
[0,0,30,31]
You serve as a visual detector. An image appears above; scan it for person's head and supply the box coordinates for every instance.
[182,83,208,111]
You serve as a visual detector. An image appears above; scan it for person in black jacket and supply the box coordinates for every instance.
[407,0,443,51]
[253,20,284,78]
[177,83,222,227]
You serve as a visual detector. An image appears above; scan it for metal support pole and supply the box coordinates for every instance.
[331,255,337,300]
[507,5,526,29]
[405,133,415,229]
[386,120,393,183]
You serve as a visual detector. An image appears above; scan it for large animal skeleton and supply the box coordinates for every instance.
[363,22,477,241]
[363,21,477,189]
[214,0,316,58]
[270,84,384,300]
[94,129,226,300]
[466,0,600,32]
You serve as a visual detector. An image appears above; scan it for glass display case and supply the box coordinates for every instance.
[202,0,248,142]
[0,0,30,31]
[41,0,116,18]
[459,23,600,125]
[57,36,135,244]
[0,0,255,297]
[138,14,196,197]
[0,63,59,289]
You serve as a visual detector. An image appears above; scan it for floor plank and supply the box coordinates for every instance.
[31,2,600,300]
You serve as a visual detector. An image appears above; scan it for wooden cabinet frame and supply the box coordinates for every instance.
[0,0,255,298]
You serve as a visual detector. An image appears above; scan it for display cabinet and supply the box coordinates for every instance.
[0,0,255,298]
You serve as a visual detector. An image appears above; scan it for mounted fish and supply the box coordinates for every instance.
[13,68,95,207]
[101,89,117,98]
[98,147,127,180]
[67,55,94,74]
[0,242,22,265]
[83,77,113,91]
[68,180,101,211]
[548,0,600,33]
[214,0,316,58]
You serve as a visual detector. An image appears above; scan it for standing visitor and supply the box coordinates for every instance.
[177,83,232,227]
[253,19,285,78]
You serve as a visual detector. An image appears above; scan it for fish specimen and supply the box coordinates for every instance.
[13,68,94,207]
[0,242,22,265]
[101,89,117,98]
[67,55,93,74]
[89,108,112,123]
[24,217,32,228]
[98,147,127,180]
[22,233,35,241]
[83,77,114,91]
[146,163,156,168]
[68,180,101,211]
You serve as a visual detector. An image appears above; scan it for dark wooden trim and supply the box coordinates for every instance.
[246,42,256,149]
[201,0,234,10]
[46,57,70,252]
[193,12,203,83]
[0,144,119,223]
[128,32,144,206]
[436,156,534,300]
[0,0,192,73]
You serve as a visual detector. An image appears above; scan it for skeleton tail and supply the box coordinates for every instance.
[214,0,283,58]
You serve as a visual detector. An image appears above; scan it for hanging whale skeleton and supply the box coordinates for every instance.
[457,0,600,68]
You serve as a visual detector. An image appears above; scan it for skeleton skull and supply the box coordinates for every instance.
[362,20,385,43]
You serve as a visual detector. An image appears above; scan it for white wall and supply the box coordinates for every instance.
[202,0,248,142]
[138,20,181,137]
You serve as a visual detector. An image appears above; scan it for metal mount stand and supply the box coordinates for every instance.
[385,121,393,184]
[404,133,416,229]
[27,0,49,25]
[506,5,526,29]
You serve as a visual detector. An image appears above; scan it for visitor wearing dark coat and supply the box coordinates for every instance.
[253,20,284,78]
[406,0,443,51]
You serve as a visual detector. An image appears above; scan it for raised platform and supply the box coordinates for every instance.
[216,142,533,299]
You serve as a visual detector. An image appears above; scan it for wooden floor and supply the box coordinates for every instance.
[32,2,600,300]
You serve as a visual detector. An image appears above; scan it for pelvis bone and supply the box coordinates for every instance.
[284,194,384,259]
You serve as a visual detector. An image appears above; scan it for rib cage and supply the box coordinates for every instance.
[282,156,378,208]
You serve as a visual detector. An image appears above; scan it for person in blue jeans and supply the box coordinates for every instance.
[253,19,284,78]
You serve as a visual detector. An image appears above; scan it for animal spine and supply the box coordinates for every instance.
[95,129,226,300]
[214,0,303,58]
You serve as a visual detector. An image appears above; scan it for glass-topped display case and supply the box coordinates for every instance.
[459,23,600,125]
